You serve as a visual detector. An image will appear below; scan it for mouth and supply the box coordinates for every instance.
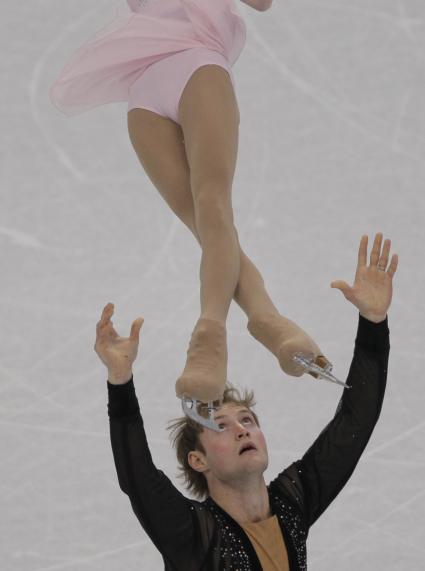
[239,444,258,455]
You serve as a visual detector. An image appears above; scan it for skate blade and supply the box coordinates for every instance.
[293,353,351,389]
[181,398,224,432]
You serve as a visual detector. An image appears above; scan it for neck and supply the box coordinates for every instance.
[208,476,271,525]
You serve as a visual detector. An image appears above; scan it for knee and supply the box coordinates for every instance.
[194,186,234,227]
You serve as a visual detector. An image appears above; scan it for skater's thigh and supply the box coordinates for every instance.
[127,108,197,234]
[178,64,240,199]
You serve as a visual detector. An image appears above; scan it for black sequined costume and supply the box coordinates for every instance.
[107,314,390,570]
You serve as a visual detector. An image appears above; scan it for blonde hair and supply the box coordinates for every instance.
[166,382,259,500]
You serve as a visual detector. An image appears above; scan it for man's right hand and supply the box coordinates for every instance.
[94,303,144,384]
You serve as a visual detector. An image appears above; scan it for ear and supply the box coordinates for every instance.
[188,450,208,474]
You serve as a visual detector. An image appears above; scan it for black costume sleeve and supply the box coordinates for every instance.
[270,313,390,529]
[107,378,195,567]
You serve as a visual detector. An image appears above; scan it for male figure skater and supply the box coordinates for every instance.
[95,232,398,570]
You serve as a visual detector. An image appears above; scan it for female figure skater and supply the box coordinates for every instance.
[95,232,398,570]
[51,0,338,431]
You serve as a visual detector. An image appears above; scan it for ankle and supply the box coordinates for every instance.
[247,309,280,323]
[199,313,227,326]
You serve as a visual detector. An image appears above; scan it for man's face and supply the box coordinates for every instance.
[188,403,269,485]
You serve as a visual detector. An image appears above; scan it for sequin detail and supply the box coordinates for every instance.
[202,493,308,570]
[205,501,253,570]
[273,495,307,571]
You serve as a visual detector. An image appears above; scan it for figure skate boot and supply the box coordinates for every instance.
[176,318,228,432]
[247,312,350,388]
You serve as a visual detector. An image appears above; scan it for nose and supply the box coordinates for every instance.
[236,423,250,437]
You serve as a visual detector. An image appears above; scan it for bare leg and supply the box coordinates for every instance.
[128,105,278,321]
[127,64,330,403]
[168,65,240,400]
[191,222,280,320]
[233,240,279,318]
[194,194,240,324]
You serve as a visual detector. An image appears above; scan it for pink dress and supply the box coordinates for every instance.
[49,0,247,117]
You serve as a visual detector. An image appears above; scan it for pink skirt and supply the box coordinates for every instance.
[49,0,246,117]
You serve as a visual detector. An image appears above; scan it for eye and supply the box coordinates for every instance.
[218,416,254,429]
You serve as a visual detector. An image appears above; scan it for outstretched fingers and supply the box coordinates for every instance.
[130,317,144,340]
[369,232,383,267]
[387,253,399,278]
[96,303,117,339]
[358,234,368,268]
[98,302,113,324]
[358,233,399,278]
[378,238,391,269]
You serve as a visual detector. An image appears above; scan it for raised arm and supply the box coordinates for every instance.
[108,378,195,565]
[270,233,398,528]
[240,0,273,12]
[302,314,389,526]
[94,305,195,567]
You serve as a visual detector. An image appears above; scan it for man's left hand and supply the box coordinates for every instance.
[330,233,399,323]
